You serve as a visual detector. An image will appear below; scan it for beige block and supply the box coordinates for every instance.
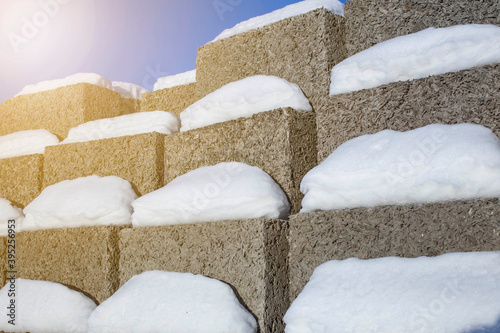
[164,109,317,214]
[0,83,136,139]
[289,198,500,301]
[43,132,165,196]
[17,226,124,304]
[140,83,199,116]
[0,154,43,208]
[196,8,346,99]
[119,219,289,333]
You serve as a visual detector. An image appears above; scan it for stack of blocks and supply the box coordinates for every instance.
[0,0,499,332]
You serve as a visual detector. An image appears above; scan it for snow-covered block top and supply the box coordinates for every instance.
[330,24,500,95]
[284,252,500,333]
[62,111,180,144]
[0,129,59,159]
[211,0,344,43]
[23,175,137,231]
[111,81,149,99]
[301,123,500,212]
[180,75,312,132]
[0,278,97,333]
[153,69,196,91]
[15,73,148,99]
[132,162,290,227]
[88,271,257,333]
[0,198,24,237]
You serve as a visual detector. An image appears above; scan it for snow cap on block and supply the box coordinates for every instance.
[62,111,180,144]
[180,75,312,132]
[0,129,59,159]
[212,0,344,43]
[0,198,24,236]
[132,162,290,227]
[284,252,500,333]
[111,81,149,99]
[23,175,137,231]
[330,24,500,95]
[300,123,500,212]
[154,69,196,91]
[0,279,97,333]
[87,270,257,333]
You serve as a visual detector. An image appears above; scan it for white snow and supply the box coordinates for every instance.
[0,278,97,333]
[0,129,59,159]
[212,0,344,42]
[14,73,147,99]
[132,162,290,227]
[87,270,257,333]
[111,81,149,99]
[153,69,196,91]
[0,198,24,237]
[330,24,500,95]
[180,75,312,132]
[62,111,180,144]
[300,123,500,212]
[23,175,137,231]
[284,252,500,333]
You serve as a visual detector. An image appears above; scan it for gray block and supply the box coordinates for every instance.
[289,198,500,301]
[119,219,289,333]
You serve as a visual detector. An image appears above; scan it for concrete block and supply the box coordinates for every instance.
[140,83,200,116]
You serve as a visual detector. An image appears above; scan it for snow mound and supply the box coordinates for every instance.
[0,198,24,237]
[15,73,113,97]
[212,0,344,42]
[330,24,500,95]
[88,270,257,333]
[62,111,180,144]
[301,123,500,212]
[180,75,312,132]
[154,69,196,91]
[0,278,96,333]
[14,73,148,99]
[0,129,59,159]
[111,81,149,99]
[284,252,500,333]
[132,162,290,227]
[23,175,137,231]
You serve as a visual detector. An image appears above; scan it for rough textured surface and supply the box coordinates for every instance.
[289,198,500,301]
[0,83,135,139]
[316,64,500,161]
[43,132,166,196]
[140,83,200,116]
[345,0,500,57]
[17,226,125,304]
[0,236,5,287]
[0,154,43,208]
[122,97,141,114]
[196,8,346,99]
[164,108,317,214]
[120,219,289,333]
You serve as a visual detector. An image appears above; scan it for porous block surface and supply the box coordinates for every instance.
[316,64,500,161]
[16,226,124,304]
[0,154,43,208]
[289,198,500,301]
[43,132,165,196]
[0,83,133,139]
[164,108,317,214]
[196,8,346,99]
[140,83,199,116]
[0,237,6,287]
[119,219,289,333]
[345,0,500,56]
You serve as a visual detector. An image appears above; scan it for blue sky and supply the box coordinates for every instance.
[0,0,345,103]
